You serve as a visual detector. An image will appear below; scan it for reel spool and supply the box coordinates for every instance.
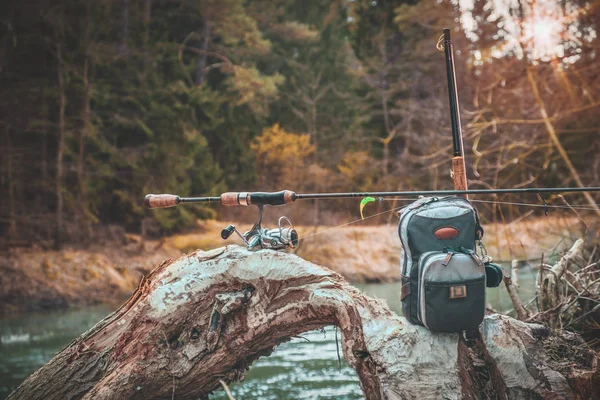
[220,207,298,251]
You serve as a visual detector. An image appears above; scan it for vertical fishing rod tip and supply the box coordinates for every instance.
[443,28,451,40]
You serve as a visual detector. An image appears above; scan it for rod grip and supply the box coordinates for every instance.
[452,156,468,197]
[145,194,181,208]
[220,190,297,206]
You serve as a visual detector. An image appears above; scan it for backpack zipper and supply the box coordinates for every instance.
[418,251,444,328]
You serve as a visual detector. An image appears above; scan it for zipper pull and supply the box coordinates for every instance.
[442,250,454,267]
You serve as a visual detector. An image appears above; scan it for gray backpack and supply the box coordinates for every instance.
[399,196,486,332]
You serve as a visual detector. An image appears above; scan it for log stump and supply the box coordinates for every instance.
[9,246,599,399]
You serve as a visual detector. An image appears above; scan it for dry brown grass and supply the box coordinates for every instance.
[295,225,402,282]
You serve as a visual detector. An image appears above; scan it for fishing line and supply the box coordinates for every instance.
[372,197,600,211]
[463,199,599,211]
[297,197,599,242]
[297,204,410,241]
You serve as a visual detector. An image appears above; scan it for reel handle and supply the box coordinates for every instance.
[144,194,181,208]
[221,225,236,239]
[220,190,297,207]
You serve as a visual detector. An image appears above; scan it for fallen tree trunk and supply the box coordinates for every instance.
[9,245,599,399]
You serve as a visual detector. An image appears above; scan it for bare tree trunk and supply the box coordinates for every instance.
[195,19,210,86]
[54,43,66,249]
[310,100,321,226]
[5,125,16,238]
[378,25,395,194]
[78,56,89,206]
[36,61,50,241]
[9,246,598,400]
[77,51,91,238]
[41,93,48,183]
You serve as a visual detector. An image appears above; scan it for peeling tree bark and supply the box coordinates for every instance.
[9,246,599,400]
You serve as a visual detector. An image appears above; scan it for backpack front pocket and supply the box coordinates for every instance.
[422,277,485,332]
[418,251,486,332]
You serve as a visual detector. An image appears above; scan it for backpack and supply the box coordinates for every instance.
[398,196,486,332]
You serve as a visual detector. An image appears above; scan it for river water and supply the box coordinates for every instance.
[0,274,537,399]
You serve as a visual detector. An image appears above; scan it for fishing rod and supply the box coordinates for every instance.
[144,186,600,251]
[442,28,468,196]
[144,28,600,251]
[145,187,600,209]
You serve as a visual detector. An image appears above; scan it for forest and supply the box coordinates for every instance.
[0,0,599,248]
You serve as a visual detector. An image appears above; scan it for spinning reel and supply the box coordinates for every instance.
[220,205,298,251]
[145,191,300,251]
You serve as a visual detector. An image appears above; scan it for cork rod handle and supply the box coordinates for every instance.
[452,156,468,197]
[144,194,182,208]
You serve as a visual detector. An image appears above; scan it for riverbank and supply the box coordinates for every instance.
[0,216,588,314]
